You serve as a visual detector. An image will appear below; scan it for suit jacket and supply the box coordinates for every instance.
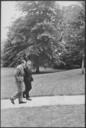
[24,67,33,82]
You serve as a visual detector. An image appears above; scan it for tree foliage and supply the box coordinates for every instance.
[2,1,85,72]
[60,3,85,69]
[2,1,64,70]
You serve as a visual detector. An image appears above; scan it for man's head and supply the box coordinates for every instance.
[26,60,32,69]
[18,59,26,68]
[23,54,31,61]
[23,55,28,62]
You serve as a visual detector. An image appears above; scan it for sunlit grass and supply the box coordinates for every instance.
[1,68,85,99]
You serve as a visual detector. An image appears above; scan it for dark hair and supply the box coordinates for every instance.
[23,53,31,62]
[28,55,31,60]
[24,56,28,61]
[18,58,25,64]
[23,54,27,61]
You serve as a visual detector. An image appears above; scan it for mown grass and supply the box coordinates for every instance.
[1,105,85,127]
[1,68,85,99]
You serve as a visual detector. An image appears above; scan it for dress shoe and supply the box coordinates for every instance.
[19,101,26,104]
[10,98,15,104]
[26,97,32,101]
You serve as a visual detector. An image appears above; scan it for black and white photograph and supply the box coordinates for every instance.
[1,1,85,127]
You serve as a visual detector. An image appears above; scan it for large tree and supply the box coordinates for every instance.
[2,1,64,72]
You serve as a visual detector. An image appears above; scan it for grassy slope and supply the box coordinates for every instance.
[1,105,85,127]
[1,68,85,99]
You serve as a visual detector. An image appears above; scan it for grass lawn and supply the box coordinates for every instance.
[1,105,85,127]
[1,68,85,99]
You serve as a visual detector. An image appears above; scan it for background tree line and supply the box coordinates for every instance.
[2,1,85,73]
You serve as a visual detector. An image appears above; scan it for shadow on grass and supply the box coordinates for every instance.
[32,67,81,75]
[32,69,68,75]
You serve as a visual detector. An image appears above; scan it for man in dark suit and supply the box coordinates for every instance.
[23,56,33,100]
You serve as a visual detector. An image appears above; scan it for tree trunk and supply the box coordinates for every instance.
[36,65,40,73]
[35,56,40,73]
[81,52,85,74]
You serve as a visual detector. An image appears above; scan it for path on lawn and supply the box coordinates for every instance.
[1,95,85,110]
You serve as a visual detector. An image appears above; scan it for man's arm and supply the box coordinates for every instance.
[15,68,24,82]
